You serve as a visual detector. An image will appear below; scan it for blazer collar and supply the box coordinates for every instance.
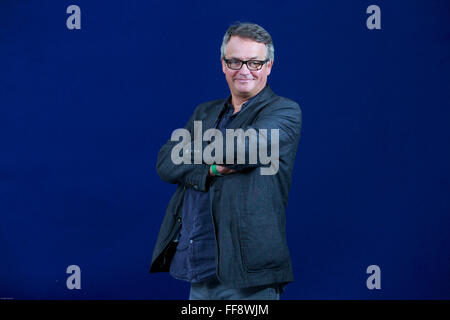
[224,84,274,114]
[223,84,276,129]
[203,84,275,131]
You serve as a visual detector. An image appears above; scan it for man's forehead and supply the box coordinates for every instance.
[227,55,262,60]
[227,36,265,47]
[225,37,266,60]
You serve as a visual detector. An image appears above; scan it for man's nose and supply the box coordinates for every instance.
[239,63,251,75]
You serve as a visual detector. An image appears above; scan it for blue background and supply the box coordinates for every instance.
[1,0,449,299]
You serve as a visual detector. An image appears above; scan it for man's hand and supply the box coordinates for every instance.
[209,165,236,176]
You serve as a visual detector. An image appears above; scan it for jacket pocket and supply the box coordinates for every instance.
[238,209,289,272]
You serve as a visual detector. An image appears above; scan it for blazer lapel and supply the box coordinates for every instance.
[227,85,276,129]
[200,84,276,131]
[201,103,225,131]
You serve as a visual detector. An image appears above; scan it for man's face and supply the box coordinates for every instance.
[222,36,273,100]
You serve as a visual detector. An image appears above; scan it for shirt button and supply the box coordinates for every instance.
[189,239,193,244]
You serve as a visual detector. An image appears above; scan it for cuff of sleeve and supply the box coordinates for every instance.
[185,164,211,192]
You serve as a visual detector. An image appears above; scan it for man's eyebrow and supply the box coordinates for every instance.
[228,56,261,60]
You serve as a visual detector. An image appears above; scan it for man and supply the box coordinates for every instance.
[150,22,302,300]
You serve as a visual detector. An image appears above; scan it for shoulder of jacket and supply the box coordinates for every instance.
[263,95,302,115]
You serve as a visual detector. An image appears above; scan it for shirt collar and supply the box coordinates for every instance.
[224,84,270,112]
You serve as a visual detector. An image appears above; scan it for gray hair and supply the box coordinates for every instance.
[220,22,274,62]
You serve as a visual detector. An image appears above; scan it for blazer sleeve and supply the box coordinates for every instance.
[155,106,211,192]
[220,100,302,174]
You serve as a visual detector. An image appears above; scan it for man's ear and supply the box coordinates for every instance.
[266,60,273,76]
[222,59,226,74]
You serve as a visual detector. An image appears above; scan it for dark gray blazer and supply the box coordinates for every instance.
[150,85,302,288]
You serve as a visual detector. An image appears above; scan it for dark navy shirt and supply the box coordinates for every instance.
[169,96,251,283]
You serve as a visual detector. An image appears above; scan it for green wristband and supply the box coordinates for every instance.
[211,164,223,176]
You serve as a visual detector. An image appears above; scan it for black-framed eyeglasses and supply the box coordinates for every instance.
[224,58,269,71]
